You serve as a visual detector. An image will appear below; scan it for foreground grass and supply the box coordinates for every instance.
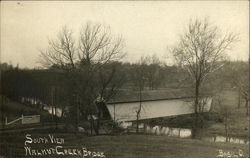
[0,133,249,158]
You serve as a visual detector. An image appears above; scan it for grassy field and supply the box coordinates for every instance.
[0,133,249,158]
[207,89,249,138]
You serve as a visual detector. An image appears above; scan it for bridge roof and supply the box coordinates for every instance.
[107,88,211,104]
[106,97,212,122]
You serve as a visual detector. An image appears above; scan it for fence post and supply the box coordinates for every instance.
[21,114,24,124]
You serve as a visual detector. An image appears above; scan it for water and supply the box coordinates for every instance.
[21,97,63,117]
[144,125,192,138]
[43,105,62,117]
[138,124,249,144]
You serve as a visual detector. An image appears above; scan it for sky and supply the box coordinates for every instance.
[1,1,249,68]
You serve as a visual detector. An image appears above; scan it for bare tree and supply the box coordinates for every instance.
[170,18,238,138]
[40,23,125,68]
[79,23,125,66]
[133,57,148,133]
[40,23,125,133]
[94,62,125,135]
[230,61,249,112]
[40,26,76,70]
[217,96,234,142]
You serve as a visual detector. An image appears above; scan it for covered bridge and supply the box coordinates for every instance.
[104,89,213,126]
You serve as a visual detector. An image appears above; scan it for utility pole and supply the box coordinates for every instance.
[113,104,116,132]
[76,94,79,133]
[54,87,57,129]
[51,87,54,121]
[0,68,4,129]
[238,86,241,109]
[51,86,57,130]
[113,104,116,122]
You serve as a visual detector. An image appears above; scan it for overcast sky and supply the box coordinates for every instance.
[1,1,249,68]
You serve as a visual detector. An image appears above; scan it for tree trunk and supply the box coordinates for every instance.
[225,111,229,142]
[93,122,99,135]
[90,114,93,135]
[238,87,241,109]
[136,111,140,133]
[246,100,249,116]
[54,88,57,130]
[95,111,100,135]
[61,107,65,118]
[225,124,229,142]
[1,95,5,129]
[74,94,79,133]
[136,86,142,134]
[192,82,199,139]
[51,89,54,122]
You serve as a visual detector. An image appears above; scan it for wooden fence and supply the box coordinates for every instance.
[5,115,40,125]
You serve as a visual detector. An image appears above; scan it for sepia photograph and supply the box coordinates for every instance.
[0,1,249,158]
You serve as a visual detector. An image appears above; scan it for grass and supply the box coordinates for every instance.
[0,133,248,158]
[207,89,249,138]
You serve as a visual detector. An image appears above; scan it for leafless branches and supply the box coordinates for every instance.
[40,23,125,69]
[39,23,126,133]
[78,23,125,67]
[171,19,238,84]
[40,26,76,69]
[170,18,238,138]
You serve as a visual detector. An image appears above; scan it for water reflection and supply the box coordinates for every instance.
[145,125,192,138]
[203,136,248,144]
[143,125,248,144]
